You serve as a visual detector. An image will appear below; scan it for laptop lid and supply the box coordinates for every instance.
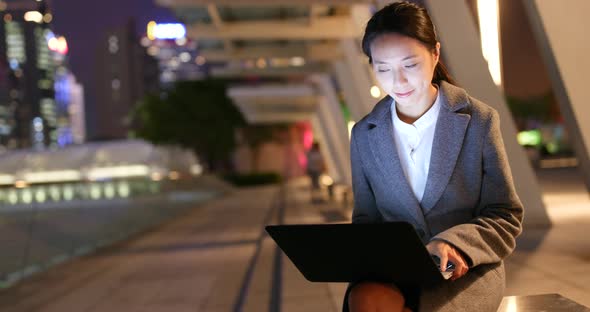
[265,222,445,286]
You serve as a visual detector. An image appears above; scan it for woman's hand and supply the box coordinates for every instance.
[426,240,469,281]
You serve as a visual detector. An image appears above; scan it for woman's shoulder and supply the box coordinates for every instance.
[465,95,498,129]
[351,95,392,134]
[441,81,498,126]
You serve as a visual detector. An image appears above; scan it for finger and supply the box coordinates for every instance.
[447,253,467,280]
[453,267,464,279]
[457,259,468,276]
[457,264,468,278]
[448,250,468,272]
[440,253,449,272]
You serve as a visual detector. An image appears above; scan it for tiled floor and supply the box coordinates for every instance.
[504,168,590,307]
[0,168,589,311]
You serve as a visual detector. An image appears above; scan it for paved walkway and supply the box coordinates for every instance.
[0,168,589,311]
[0,180,351,312]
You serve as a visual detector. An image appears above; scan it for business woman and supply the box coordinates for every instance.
[345,2,524,311]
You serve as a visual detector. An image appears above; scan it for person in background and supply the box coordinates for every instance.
[306,142,326,204]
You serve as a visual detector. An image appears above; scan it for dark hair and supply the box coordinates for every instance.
[361,1,455,85]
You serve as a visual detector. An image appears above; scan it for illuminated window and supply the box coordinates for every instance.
[108,35,119,54]
[5,21,26,64]
[111,79,121,90]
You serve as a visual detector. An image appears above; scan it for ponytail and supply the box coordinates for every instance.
[432,60,456,85]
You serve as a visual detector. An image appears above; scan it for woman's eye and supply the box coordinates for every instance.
[377,69,390,73]
[405,63,418,69]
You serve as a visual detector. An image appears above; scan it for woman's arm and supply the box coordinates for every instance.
[350,126,383,223]
[430,109,524,267]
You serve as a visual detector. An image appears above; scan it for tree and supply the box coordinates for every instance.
[132,79,245,172]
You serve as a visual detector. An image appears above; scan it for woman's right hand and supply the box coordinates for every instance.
[426,240,469,281]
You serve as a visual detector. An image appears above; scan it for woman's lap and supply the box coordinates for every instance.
[342,282,421,312]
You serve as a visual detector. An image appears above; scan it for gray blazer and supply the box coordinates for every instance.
[348,81,524,311]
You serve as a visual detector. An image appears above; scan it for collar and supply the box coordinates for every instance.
[367,81,469,127]
[391,86,441,133]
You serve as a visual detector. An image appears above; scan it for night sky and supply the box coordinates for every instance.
[51,0,177,139]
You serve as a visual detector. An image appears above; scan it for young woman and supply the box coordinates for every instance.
[346,2,524,311]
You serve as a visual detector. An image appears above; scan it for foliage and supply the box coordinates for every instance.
[132,79,246,171]
[505,91,558,123]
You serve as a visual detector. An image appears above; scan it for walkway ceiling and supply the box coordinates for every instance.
[157,0,374,124]
[227,84,319,124]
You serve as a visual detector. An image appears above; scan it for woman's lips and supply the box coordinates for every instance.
[394,90,414,98]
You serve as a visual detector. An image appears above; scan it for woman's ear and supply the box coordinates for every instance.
[434,42,441,63]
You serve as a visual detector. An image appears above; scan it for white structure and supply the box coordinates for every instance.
[523,0,590,193]
[0,140,200,186]
[157,0,550,225]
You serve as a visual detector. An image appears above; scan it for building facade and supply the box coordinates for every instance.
[95,19,159,140]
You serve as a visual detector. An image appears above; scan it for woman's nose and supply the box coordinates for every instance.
[392,69,408,86]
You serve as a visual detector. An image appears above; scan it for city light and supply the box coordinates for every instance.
[147,46,159,56]
[195,55,206,65]
[147,22,186,40]
[370,85,381,98]
[270,58,290,67]
[290,56,306,67]
[24,11,43,23]
[179,52,191,62]
[175,37,187,46]
[320,174,334,186]
[48,36,68,54]
[104,183,115,199]
[517,129,542,146]
[140,37,151,47]
[49,185,60,201]
[15,180,28,189]
[168,171,180,180]
[243,59,254,68]
[90,183,101,199]
[63,185,74,201]
[8,190,18,204]
[190,164,203,176]
[151,172,163,181]
[22,189,32,204]
[256,58,267,68]
[146,21,157,40]
[0,174,15,185]
[117,181,130,198]
[24,170,82,183]
[477,0,502,86]
[35,189,46,203]
[87,165,150,180]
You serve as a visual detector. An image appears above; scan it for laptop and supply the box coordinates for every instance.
[265,222,451,286]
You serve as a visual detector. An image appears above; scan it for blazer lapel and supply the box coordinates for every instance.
[421,82,471,213]
[367,97,427,228]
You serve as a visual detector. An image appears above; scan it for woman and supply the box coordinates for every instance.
[346,2,524,311]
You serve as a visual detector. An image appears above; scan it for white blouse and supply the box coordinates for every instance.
[391,89,441,202]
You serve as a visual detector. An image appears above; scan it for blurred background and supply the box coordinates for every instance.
[0,0,574,185]
[0,0,588,311]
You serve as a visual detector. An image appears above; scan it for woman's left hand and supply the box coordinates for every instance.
[426,240,469,281]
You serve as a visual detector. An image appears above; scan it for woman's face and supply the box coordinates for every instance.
[370,32,440,111]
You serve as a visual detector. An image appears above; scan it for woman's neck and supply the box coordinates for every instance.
[396,84,438,124]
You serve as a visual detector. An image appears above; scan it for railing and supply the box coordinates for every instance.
[0,175,229,288]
